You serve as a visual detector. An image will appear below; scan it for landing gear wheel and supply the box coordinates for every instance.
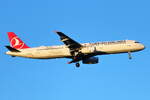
[75,63,80,68]
[128,52,132,59]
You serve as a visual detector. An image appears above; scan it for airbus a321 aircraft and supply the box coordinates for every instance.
[5,31,145,67]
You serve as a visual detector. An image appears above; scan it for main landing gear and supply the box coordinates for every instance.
[75,63,80,68]
[67,61,80,68]
[68,51,83,68]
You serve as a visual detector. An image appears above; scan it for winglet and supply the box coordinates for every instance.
[53,30,60,33]
[54,31,68,38]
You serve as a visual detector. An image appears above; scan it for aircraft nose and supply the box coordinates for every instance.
[139,43,145,50]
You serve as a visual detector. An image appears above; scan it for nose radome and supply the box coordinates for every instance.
[140,43,145,50]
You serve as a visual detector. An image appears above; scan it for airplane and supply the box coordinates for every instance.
[5,31,145,67]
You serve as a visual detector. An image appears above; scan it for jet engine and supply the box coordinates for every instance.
[82,57,99,64]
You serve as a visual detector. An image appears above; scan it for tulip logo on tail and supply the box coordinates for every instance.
[10,36,25,49]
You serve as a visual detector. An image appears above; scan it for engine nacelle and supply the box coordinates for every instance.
[82,57,99,64]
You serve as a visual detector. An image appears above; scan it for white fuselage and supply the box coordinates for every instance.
[6,40,145,59]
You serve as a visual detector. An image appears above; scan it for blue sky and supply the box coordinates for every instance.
[0,0,150,100]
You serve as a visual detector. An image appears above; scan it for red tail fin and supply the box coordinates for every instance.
[7,32,30,49]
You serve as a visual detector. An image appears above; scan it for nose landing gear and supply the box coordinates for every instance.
[128,52,132,59]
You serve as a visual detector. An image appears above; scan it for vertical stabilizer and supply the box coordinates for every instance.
[7,32,30,49]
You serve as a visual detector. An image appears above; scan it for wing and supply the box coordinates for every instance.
[55,31,82,52]
[54,31,96,65]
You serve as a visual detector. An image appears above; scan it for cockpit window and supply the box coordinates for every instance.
[135,41,140,43]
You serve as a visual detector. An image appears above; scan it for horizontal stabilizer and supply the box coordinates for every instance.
[5,46,20,52]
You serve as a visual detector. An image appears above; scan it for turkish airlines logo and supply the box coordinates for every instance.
[10,36,24,49]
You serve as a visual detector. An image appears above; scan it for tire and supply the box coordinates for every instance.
[76,63,80,67]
